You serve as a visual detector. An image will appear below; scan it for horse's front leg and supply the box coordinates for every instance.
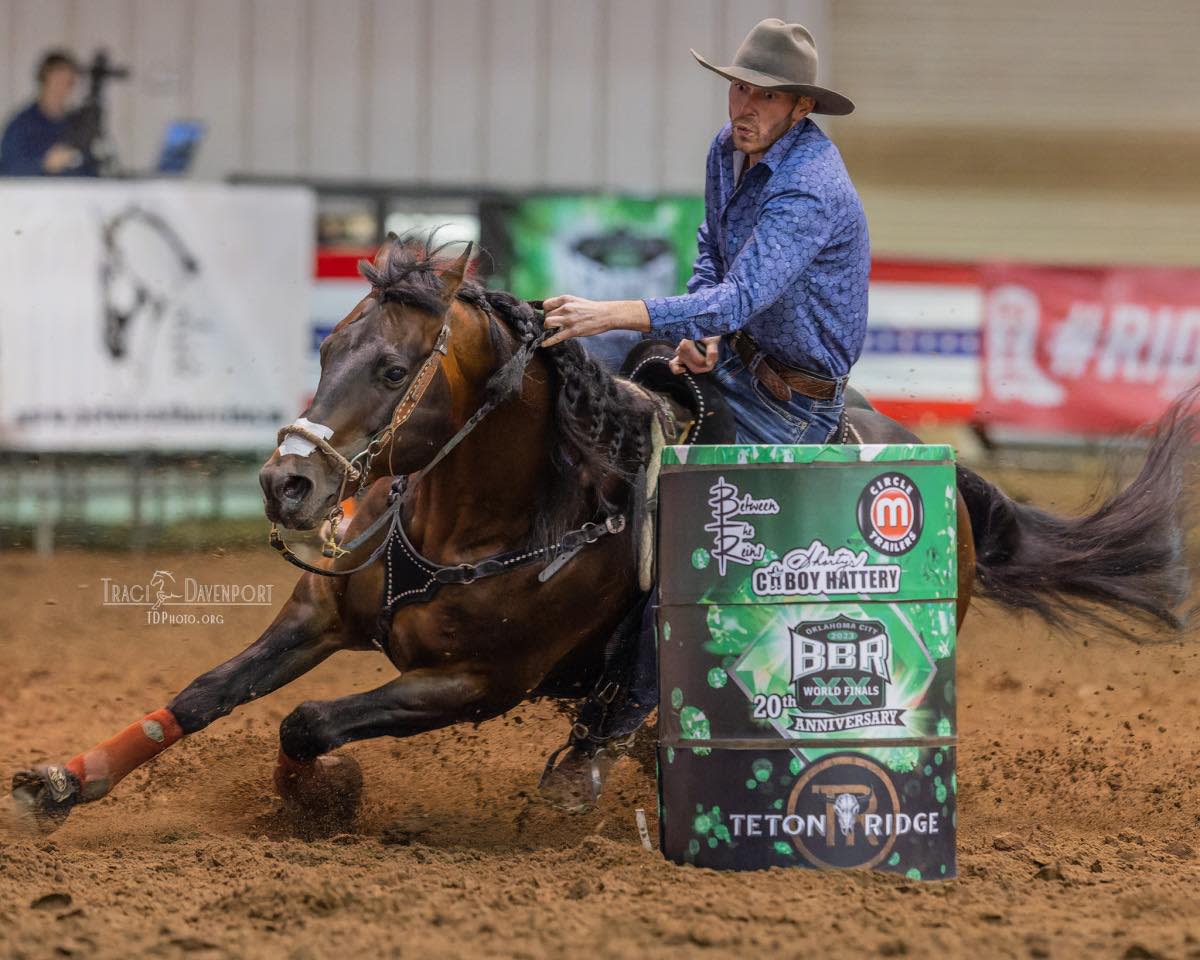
[11,574,343,829]
[271,665,496,820]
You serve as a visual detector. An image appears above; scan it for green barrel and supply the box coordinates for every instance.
[656,443,958,878]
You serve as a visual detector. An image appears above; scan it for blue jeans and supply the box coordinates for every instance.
[603,338,846,739]
[710,338,846,444]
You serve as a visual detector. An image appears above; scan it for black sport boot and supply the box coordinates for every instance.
[538,592,656,813]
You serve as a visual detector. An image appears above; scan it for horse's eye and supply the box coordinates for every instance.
[383,366,408,385]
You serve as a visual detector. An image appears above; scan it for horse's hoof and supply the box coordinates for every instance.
[11,765,79,830]
[274,753,362,826]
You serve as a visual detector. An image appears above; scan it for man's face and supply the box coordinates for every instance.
[40,65,77,117]
[728,82,814,157]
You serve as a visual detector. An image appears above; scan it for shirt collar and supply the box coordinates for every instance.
[732,149,746,183]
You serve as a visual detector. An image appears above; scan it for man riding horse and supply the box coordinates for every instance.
[539,19,868,807]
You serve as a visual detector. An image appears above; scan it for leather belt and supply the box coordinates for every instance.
[728,331,842,403]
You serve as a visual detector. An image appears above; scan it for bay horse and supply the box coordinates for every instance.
[12,235,1196,829]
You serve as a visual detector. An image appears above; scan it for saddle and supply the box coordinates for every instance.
[620,340,737,445]
[621,339,859,445]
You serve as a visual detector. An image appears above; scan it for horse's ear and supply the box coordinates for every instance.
[439,242,473,307]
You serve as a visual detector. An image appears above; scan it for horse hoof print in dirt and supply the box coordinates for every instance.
[10,234,1198,834]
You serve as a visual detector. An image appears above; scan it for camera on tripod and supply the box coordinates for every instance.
[65,48,132,173]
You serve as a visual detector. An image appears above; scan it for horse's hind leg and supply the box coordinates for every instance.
[272,666,492,821]
[11,576,342,829]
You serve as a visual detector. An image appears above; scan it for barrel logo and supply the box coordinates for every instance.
[751,540,902,598]
[786,754,939,869]
[856,472,924,555]
[788,618,906,732]
[704,476,780,576]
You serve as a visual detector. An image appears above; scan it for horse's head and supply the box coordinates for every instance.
[260,236,479,530]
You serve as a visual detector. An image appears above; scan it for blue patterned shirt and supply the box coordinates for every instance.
[644,118,870,378]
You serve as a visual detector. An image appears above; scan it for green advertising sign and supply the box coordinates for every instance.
[658,745,957,877]
[495,194,706,301]
[658,444,959,606]
[659,599,956,744]
[656,444,959,877]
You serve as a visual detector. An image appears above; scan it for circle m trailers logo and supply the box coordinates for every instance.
[856,472,924,555]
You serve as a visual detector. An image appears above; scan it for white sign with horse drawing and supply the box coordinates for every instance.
[0,181,313,450]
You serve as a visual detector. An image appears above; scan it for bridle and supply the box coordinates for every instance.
[271,284,439,541]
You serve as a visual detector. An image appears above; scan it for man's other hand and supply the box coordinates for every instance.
[42,144,81,174]
[542,296,650,348]
[669,336,721,374]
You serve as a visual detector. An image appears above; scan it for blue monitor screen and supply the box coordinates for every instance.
[157,120,206,174]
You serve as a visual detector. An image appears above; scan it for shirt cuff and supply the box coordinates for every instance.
[644,292,712,330]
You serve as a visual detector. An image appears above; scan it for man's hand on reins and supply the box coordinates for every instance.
[541,295,651,348]
[669,336,721,374]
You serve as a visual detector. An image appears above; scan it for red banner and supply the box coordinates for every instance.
[980,264,1200,433]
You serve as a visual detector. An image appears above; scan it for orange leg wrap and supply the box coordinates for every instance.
[64,707,184,802]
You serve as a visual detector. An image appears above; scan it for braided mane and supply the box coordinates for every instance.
[360,234,656,554]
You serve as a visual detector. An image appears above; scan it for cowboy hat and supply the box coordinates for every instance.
[691,18,854,116]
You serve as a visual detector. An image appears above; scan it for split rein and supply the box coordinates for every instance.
[268,303,626,583]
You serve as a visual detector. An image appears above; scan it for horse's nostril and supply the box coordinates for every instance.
[280,475,312,504]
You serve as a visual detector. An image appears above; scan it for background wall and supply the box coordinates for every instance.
[3,0,1199,264]
[832,0,1200,265]
[835,0,1199,133]
[0,0,827,191]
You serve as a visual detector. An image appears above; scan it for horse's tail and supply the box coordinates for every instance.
[957,387,1199,633]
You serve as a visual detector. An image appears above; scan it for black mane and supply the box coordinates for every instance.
[360,234,656,555]
[358,234,491,317]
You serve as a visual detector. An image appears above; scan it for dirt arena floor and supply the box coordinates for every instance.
[2,466,1199,960]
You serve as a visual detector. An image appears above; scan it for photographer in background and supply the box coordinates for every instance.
[0,49,97,177]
